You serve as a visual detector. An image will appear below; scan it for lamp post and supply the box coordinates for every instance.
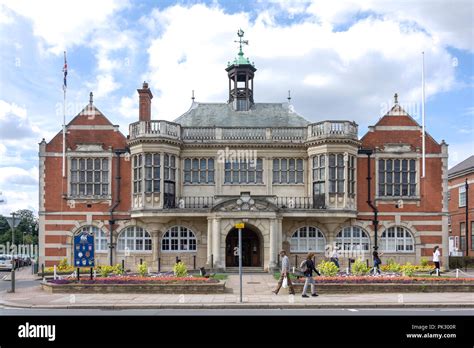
[358,148,378,251]
[6,212,20,293]
[465,179,469,257]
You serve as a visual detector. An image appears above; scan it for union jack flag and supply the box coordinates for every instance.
[63,51,67,91]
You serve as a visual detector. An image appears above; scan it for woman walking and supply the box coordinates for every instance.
[429,246,441,276]
[301,253,321,298]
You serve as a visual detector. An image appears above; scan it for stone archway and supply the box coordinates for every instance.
[225,226,262,267]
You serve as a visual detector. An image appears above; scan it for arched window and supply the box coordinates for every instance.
[117,226,152,252]
[381,226,414,252]
[76,225,107,252]
[161,226,197,252]
[290,226,326,252]
[336,226,370,251]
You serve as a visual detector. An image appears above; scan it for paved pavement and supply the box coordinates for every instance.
[1,307,473,316]
[0,272,473,309]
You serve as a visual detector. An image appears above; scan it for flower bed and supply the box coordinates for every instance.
[42,275,226,294]
[49,276,219,285]
[292,276,474,284]
[289,275,474,293]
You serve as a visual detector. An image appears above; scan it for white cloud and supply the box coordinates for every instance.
[0,166,38,186]
[86,74,121,99]
[0,100,41,139]
[0,0,129,54]
[118,95,137,119]
[142,3,456,124]
[448,141,474,168]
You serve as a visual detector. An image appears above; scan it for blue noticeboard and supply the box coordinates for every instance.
[74,230,95,267]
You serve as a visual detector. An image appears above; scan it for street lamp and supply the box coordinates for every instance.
[357,148,379,251]
[5,212,20,293]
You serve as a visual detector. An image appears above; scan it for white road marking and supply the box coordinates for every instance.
[347,309,358,312]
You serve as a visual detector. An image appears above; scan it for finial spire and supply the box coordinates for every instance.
[288,90,291,103]
[191,90,195,101]
[394,93,398,104]
[235,29,248,57]
[89,92,93,105]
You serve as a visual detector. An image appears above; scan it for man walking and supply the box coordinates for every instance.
[272,250,295,295]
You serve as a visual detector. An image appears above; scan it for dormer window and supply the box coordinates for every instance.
[236,99,248,111]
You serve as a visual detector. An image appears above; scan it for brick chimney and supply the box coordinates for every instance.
[137,81,153,122]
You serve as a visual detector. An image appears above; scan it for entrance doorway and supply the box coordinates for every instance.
[225,227,261,267]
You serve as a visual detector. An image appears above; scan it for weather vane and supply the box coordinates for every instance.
[235,28,248,54]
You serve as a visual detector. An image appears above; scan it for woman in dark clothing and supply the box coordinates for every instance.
[372,247,383,275]
[301,253,321,298]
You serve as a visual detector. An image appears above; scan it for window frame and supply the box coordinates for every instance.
[377,158,417,198]
[117,226,152,253]
[224,158,264,184]
[161,226,197,253]
[183,157,215,185]
[272,158,304,184]
[380,226,415,253]
[336,226,370,251]
[289,226,326,252]
[459,186,466,207]
[328,153,345,194]
[70,157,110,198]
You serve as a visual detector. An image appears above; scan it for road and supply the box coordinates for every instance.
[0,307,473,315]
[0,270,39,292]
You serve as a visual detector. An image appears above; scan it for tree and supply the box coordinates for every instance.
[0,209,38,245]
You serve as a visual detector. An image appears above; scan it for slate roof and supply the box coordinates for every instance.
[173,102,311,127]
[448,155,474,177]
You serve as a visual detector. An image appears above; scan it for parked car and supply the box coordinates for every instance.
[18,254,32,266]
[0,254,13,271]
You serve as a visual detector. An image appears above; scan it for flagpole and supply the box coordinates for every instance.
[62,51,67,178]
[421,51,426,178]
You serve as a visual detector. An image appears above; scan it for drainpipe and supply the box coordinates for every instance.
[358,148,378,250]
[109,148,129,266]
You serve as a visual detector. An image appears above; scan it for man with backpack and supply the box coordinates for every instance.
[301,252,321,297]
[272,250,295,295]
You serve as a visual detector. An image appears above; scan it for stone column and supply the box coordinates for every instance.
[152,229,160,272]
[269,219,277,270]
[212,218,221,269]
[206,218,213,267]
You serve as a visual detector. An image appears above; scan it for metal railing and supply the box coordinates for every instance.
[273,196,326,209]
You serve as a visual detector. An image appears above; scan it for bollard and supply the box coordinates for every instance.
[176,256,179,263]
[294,254,297,266]
[211,254,214,269]
[456,268,459,278]
[366,259,369,268]
[122,259,125,273]
[140,258,143,265]
[53,265,57,280]
[277,254,280,267]
[193,255,196,270]
[41,263,45,278]
[77,267,80,282]
[158,258,161,272]
[90,267,93,280]
[11,264,15,293]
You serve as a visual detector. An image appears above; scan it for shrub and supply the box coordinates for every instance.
[386,259,401,273]
[352,258,370,276]
[317,260,339,277]
[420,258,429,267]
[401,262,416,277]
[137,262,148,277]
[57,258,69,271]
[97,264,123,277]
[173,261,188,277]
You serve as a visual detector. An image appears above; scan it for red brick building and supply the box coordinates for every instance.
[448,155,474,256]
[38,54,449,270]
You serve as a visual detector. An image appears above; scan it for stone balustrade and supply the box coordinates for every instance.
[129,120,358,142]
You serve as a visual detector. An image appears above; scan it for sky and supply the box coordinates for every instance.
[0,0,473,216]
